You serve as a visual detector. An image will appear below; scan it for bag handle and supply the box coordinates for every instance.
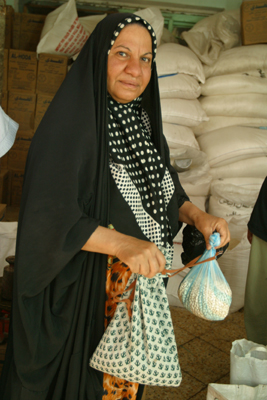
[109,250,223,319]
[245,345,267,359]
[161,250,223,278]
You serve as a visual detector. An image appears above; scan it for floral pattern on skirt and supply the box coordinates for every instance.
[102,253,139,399]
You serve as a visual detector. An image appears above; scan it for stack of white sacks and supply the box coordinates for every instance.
[155,42,214,307]
[196,44,267,179]
[156,42,213,209]
[196,45,267,313]
[178,41,267,312]
[159,13,267,312]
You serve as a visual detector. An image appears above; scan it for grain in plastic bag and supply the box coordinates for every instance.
[178,232,232,320]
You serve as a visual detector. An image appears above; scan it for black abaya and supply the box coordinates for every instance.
[0,13,188,400]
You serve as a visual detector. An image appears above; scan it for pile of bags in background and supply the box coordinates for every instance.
[154,9,267,314]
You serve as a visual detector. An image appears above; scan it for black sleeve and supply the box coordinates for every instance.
[248,177,267,242]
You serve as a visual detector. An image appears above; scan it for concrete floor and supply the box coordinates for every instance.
[0,307,246,399]
[1,207,247,399]
[146,306,246,400]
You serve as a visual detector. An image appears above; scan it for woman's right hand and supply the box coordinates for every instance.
[115,236,166,278]
[81,226,166,278]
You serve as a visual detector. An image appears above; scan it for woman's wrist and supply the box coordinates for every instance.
[81,226,127,256]
[178,201,206,226]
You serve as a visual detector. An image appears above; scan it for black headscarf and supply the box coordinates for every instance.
[0,13,188,400]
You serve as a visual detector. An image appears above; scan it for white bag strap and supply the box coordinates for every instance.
[245,345,267,359]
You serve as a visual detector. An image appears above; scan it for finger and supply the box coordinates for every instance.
[156,250,166,272]
[139,261,152,277]
[143,255,161,278]
[215,226,230,248]
[129,262,140,274]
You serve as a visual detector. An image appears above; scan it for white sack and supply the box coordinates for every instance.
[78,14,106,35]
[244,70,266,78]
[209,196,253,218]
[163,122,199,150]
[180,174,212,197]
[210,177,264,208]
[0,106,19,158]
[0,222,18,276]
[170,146,207,173]
[230,339,267,386]
[161,98,208,127]
[200,94,267,119]
[181,9,241,66]
[204,44,267,79]
[193,116,267,136]
[166,243,188,308]
[207,383,267,400]
[159,74,201,99]
[37,0,89,57]
[160,27,179,45]
[201,74,267,96]
[210,157,267,180]
[177,152,212,197]
[134,7,164,45]
[218,215,250,313]
[156,43,205,83]
[197,126,267,167]
[219,233,250,313]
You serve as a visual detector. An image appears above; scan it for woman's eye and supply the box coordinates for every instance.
[118,51,127,57]
[142,56,151,63]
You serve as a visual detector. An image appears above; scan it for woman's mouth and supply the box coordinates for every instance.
[120,80,138,89]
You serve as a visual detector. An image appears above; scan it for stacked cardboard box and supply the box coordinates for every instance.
[1,10,69,206]
[4,6,14,50]
[241,0,267,45]
[12,13,46,51]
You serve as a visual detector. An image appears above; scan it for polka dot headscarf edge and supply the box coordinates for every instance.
[107,16,157,62]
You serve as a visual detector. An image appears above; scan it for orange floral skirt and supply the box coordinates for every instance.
[102,254,139,400]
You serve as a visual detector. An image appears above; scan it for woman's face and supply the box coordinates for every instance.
[107,24,153,103]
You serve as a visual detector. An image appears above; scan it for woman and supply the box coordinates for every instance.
[0,13,230,400]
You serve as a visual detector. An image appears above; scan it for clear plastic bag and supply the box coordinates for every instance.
[178,232,232,321]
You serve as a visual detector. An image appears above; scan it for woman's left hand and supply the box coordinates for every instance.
[179,201,230,250]
[194,212,230,250]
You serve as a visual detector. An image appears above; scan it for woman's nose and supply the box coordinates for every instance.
[125,57,142,77]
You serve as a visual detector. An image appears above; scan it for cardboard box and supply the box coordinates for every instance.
[8,49,37,93]
[0,204,7,221]
[2,49,8,92]
[12,13,46,51]
[37,53,68,95]
[10,170,24,206]
[0,169,10,204]
[34,93,54,130]
[1,91,8,113]
[8,131,33,170]
[241,1,267,45]
[12,13,21,50]
[7,91,36,131]
[4,6,14,49]
[0,154,8,170]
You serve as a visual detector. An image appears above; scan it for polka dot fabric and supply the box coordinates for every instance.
[108,95,175,251]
